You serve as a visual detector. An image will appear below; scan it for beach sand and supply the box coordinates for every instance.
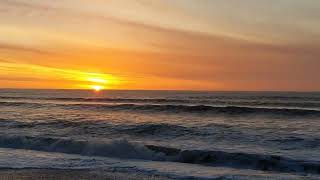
[0,169,171,180]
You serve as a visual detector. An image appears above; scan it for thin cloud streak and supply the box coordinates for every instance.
[0,0,319,91]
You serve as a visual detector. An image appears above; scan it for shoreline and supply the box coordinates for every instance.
[0,169,171,180]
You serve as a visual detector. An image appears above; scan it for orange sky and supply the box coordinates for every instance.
[0,0,320,91]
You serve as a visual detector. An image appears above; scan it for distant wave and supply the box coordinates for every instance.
[1,101,320,117]
[3,119,319,150]
[186,95,320,101]
[1,96,320,108]
[0,119,206,137]
[0,101,44,108]
[268,137,320,149]
[56,103,320,117]
[0,135,319,174]
[117,124,196,136]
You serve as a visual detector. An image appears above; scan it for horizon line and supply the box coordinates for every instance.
[0,88,319,93]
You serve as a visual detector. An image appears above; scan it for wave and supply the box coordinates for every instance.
[0,101,44,108]
[65,104,320,117]
[118,124,194,136]
[1,96,320,108]
[1,119,204,138]
[0,135,164,160]
[268,137,320,149]
[0,135,319,174]
[147,145,320,174]
[186,95,320,101]
[1,101,320,117]
[3,119,319,150]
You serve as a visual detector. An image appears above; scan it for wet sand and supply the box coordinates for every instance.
[0,169,171,180]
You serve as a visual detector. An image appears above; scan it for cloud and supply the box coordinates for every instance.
[0,43,54,55]
[0,77,46,82]
[1,0,320,91]
[0,60,122,85]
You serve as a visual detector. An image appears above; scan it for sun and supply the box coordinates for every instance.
[80,74,120,91]
[91,85,104,91]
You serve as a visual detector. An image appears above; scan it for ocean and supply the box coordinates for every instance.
[0,89,320,179]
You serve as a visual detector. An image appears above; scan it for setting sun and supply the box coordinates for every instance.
[75,73,121,90]
[91,85,104,91]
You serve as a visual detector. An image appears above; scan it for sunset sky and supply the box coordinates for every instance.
[0,0,319,91]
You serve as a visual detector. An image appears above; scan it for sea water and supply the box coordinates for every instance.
[0,89,319,179]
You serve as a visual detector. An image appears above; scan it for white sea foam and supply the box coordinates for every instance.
[0,148,318,180]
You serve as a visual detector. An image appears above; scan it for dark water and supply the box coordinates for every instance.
[0,89,320,179]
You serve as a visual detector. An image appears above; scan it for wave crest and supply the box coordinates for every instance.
[71,104,320,117]
[0,135,320,174]
[2,101,320,117]
[0,135,164,160]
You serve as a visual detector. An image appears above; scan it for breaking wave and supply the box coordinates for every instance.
[0,135,319,174]
[0,135,164,160]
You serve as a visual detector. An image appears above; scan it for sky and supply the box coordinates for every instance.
[0,0,319,91]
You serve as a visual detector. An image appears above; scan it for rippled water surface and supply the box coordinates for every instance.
[0,90,320,179]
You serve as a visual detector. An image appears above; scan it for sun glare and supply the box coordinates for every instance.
[87,77,108,84]
[86,76,110,91]
[76,72,121,90]
[91,85,104,91]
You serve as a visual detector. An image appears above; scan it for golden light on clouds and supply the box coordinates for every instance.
[0,0,320,91]
[0,61,122,89]
[87,77,108,84]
